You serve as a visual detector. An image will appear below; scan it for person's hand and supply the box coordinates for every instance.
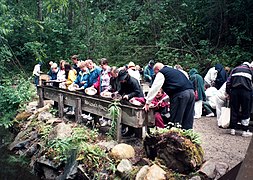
[80,81,86,85]
[149,76,152,81]
[123,95,129,100]
[144,103,150,112]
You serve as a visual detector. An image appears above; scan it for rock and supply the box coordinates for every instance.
[135,165,149,180]
[42,166,58,180]
[135,157,152,166]
[214,162,229,179]
[117,159,133,173]
[198,160,216,179]
[38,112,53,121]
[48,123,72,140]
[189,175,201,180]
[46,118,63,124]
[97,140,118,151]
[144,164,166,180]
[26,101,38,113]
[15,111,32,121]
[111,143,135,160]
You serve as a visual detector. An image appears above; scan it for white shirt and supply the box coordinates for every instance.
[145,72,165,104]
[128,69,141,84]
[204,67,218,86]
[205,87,218,109]
[33,64,41,76]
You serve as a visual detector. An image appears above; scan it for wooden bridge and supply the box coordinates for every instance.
[37,85,155,141]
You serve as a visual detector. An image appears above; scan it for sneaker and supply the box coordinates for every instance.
[63,107,69,113]
[242,130,253,137]
[230,129,236,135]
[99,117,108,127]
[206,113,215,117]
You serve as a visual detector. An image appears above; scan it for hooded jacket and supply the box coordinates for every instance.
[189,68,206,101]
[214,64,228,89]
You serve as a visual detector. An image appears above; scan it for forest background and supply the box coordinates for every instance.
[0,0,253,125]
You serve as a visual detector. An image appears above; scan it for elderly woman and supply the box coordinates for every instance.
[85,59,102,88]
[189,68,206,119]
[74,61,89,89]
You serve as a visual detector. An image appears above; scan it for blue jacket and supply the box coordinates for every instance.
[87,67,102,87]
[74,70,89,88]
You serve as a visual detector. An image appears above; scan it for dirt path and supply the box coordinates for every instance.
[193,116,251,170]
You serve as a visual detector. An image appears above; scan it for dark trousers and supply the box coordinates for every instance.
[170,89,195,129]
[230,88,252,131]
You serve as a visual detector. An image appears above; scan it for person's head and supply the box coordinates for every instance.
[174,64,183,70]
[38,62,43,66]
[136,65,140,71]
[64,63,72,72]
[49,61,53,66]
[100,58,109,70]
[149,60,155,67]
[79,61,87,72]
[224,66,231,73]
[85,59,94,70]
[128,62,136,70]
[153,63,164,74]
[156,89,164,98]
[51,63,58,73]
[59,60,66,70]
[111,66,119,78]
[71,55,79,64]
[118,69,129,83]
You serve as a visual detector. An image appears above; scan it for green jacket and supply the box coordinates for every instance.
[189,68,206,101]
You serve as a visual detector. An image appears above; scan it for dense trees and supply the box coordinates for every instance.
[0,0,253,75]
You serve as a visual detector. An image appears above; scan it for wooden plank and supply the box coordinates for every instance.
[58,93,64,118]
[75,98,82,122]
[236,137,253,180]
[37,86,44,108]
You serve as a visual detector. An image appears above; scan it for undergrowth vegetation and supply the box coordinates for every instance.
[0,76,36,128]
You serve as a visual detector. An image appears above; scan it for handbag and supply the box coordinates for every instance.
[219,100,230,128]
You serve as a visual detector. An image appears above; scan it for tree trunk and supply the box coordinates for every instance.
[37,0,43,21]
[68,0,74,29]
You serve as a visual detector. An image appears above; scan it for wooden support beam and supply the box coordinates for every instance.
[37,86,44,108]
[116,108,122,142]
[236,137,253,180]
[58,93,64,118]
[75,98,82,123]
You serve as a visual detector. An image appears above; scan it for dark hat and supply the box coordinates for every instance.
[118,70,128,81]
[149,60,155,65]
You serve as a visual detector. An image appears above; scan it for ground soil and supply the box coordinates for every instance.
[193,116,251,170]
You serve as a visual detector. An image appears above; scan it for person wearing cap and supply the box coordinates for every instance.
[144,63,195,130]
[118,69,144,100]
[71,55,81,74]
[226,62,253,137]
[144,60,155,85]
[127,61,141,84]
[32,62,43,86]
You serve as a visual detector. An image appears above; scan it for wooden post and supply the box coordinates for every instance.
[116,108,122,142]
[75,98,82,122]
[37,87,44,108]
[58,93,64,118]
[142,112,149,139]
[236,137,253,180]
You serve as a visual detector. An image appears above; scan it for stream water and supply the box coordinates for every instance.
[0,126,39,180]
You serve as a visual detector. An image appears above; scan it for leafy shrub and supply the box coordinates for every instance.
[0,76,36,128]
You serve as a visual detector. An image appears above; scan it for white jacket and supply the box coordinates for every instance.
[204,67,217,86]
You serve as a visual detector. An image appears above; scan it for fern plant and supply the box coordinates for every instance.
[106,100,121,139]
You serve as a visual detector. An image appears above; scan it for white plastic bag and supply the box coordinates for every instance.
[219,107,230,128]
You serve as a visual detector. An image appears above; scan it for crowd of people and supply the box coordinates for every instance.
[33,56,253,138]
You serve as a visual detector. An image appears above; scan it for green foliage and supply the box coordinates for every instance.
[0,0,253,74]
[106,101,121,139]
[149,126,202,145]
[0,76,36,128]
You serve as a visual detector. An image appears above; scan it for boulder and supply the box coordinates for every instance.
[38,112,53,121]
[111,143,135,160]
[26,101,38,113]
[15,111,32,121]
[97,140,118,151]
[214,162,229,179]
[189,176,201,180]
[48,123,72,140]
[46,118,63,124]
[135,165,149,180]
[117,159,133,173]
[144,164,166,180]
[198,160,216,179]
